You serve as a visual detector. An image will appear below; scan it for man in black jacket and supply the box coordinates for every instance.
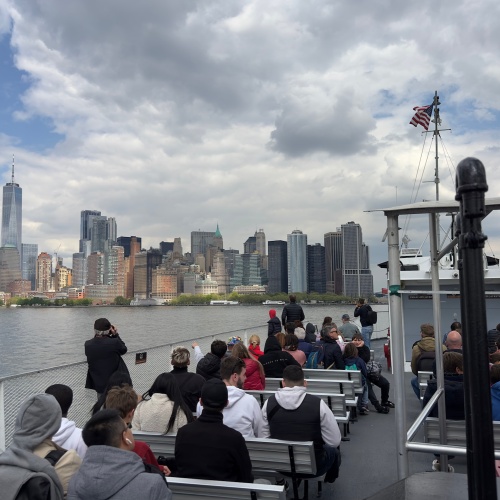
[192,340,227,380]
[175,379,254,483]
[281,295,305,326]
[353,298,374,348]
[85,318,129,396]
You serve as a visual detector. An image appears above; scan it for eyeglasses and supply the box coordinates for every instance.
[330,330,338,333]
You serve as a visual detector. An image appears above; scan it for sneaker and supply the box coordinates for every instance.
[382,400,395,408]
[359,407,369,415]
[376,406,390,414]
[432,460,454,472]
[275,478,289,492]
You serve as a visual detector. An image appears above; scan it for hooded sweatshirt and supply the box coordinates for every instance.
[196,385,264,437]
[0,394,66,500]
[67,446,171,500]
[261,386,341,448]
[52,418,87,459]
[259,337,300,378]
[305,323,318,343]
[267,309,282,336]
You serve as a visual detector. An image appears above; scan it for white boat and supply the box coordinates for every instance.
[210,300,239,305]
[262,300,285,305]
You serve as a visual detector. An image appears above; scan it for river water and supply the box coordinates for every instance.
[0,303,389,377]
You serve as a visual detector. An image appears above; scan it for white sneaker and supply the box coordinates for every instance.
[432,459,454,472]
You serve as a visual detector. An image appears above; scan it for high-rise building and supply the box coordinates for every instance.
[120,236,142,298]
[80,210,101,253]
[133,250,162,298]
[229,254,268,290]
[267,240,287,294]
[0,246,22,292]
[287,230,308,293]
[212,224,223,251]
[105,245,125,297]
[91,216,108,253]
[152,268,178,302]
[255,229,266,256]
[173,238,183,257]
[117,236,142,258]
[1,157,22,256]
[87,252,105,285]
[324,231,342,293]
[244,236,256,254]
[72,252,86,287]
[191,230,215,259]
[21,243,38,290]
[307,243,326,294]
[54,265,72,291]
[159,241,174,255]
[36,252,52,292]
[340,221,373,298]
[211,250,229,294]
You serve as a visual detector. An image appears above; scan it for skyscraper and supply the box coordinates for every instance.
[21,243,38,290]
[324,231,343,293]
[268,240,287,294]
[1,157,22,256]
[36,252,52,292]
[191,230,215,258]
[244,236,256,254]
[72,252,86,287]
[229,253,268,289]
[307,243,326,293]
[117,236,142,258]
[255,229,266,256]
[79,210,101,253]
[340,221,373,298]
[0,246,22,292]
[287,230,308,293]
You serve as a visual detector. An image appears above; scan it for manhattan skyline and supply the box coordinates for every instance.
[2,2,500,292]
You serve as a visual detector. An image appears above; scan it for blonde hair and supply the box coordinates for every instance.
[171,346,190,367]
[249,334,260,346]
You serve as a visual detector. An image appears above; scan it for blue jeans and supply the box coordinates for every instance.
[361,325,373,348]
[316,445,341,481]
[411,376,420,398]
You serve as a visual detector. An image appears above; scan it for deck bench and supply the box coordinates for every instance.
[303,368,363,394]
[418,371,434,400]
[166,477,286,499]
[134,432,321,500]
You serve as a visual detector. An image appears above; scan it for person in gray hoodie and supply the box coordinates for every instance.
[68,409,171,500]
[0,393,68,500]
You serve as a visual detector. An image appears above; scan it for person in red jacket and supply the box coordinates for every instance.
[248,334,264,358]
[231,343,265,390]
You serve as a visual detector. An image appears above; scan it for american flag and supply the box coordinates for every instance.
[409,104,434,130]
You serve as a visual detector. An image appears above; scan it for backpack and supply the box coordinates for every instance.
[306,343,325,369]
[366,360,382,379]
[416,351,436,372]
[367,310,378,325]
[345,363,358,371]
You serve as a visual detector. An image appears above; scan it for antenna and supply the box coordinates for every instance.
[11,154,15,184]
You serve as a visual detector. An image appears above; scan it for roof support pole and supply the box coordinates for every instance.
[386,214,409,479]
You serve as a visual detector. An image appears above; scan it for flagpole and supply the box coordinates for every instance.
[433,91,441,250]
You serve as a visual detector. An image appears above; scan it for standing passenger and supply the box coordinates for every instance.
[281,295,305,326]
[267,309,282,336]
[353,299,374,348]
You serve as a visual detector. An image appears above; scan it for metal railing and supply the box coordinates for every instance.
[0,324,266,450]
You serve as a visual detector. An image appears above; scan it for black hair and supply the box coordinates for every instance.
[285,322,296,334]
[92,371,133,415]
[141,372,193,433]
[45,384,73,417]
[289,295,297,303]
[344,343,358,358]
[211,340,228,358]
[284,333,299,351]
[283,365,304,385]
[220,356,245,380]
[82,409,125,448]
[450,321,462,331]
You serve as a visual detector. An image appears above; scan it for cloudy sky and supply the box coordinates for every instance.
[1,0,500,290]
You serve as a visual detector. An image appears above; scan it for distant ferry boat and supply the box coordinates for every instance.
[210,300,239,305]
[262,300,285,305]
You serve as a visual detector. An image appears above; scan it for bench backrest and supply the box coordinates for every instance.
[246,390,348,418]
[167,477,286,499]
[266,378,355,399]
[303,369,362,391]
[424,418,500,448]
[133,432,317,475]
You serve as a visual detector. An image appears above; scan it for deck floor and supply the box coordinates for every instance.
[286,339,467,499]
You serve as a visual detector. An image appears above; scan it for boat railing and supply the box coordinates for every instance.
[0,324,266,450]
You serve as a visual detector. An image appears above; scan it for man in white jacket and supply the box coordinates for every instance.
[197,357,264,437]
[46,384,87,459]
[261,365,342,483]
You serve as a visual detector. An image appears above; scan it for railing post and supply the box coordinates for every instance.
[0,381,5,451]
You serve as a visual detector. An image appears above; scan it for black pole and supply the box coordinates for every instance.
[455,157,497,499]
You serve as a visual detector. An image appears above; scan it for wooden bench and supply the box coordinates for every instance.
[418,371,434,400]
[424,418,500,451]
[246,390,351,440]
[134,432,321,500]
[303,368,363,394]
[166,477,286,499]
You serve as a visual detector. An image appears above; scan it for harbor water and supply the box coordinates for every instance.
[0,303,388,377]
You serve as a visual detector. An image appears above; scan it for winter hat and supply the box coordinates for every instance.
[227,336,242,346]
[295,327,306,340]
[342,314,350,320]
[94,318,111,332]
[201,379,228,410]
[269,309,277,318]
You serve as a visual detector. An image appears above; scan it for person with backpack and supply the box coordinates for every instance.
[0,393,81,500]
[343,343,370,415]
[353,298,376,348]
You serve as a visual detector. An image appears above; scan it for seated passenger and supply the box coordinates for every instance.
[105,385,168,473]
[92,371,134,415]
[176,379,254,482]
[248,334,264,359]
[169,346,205,412]
[231,343,265,390]
[343,342,369,416]
[132,373,193,433]
[295,327,313,357]
[259,336,300,378]
[317,325,345,370]
[46,384,88,459]
[192,339,227,380]
[68,410,172,500]
[0,393,81,499]
[283,334,307,366]
[491,365,500,421]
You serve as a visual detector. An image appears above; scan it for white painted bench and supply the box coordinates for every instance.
[418,371,434,400]
[303,368,363,394]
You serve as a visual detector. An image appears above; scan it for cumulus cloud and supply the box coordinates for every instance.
[1,0,500,289]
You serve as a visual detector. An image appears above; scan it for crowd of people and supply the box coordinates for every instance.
[0,296,388,499]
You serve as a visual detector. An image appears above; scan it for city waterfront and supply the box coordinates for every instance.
[0,303,389,377]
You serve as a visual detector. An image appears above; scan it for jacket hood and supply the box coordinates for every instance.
[264,336,282,353]
[52,417,77,444]
[269,309,277,318]
[305,323,316,335]
[275,386,307,410]
[418,336,438,352]
[12,394,61,450]
[226,386,246,408]
[70,446,147,499]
